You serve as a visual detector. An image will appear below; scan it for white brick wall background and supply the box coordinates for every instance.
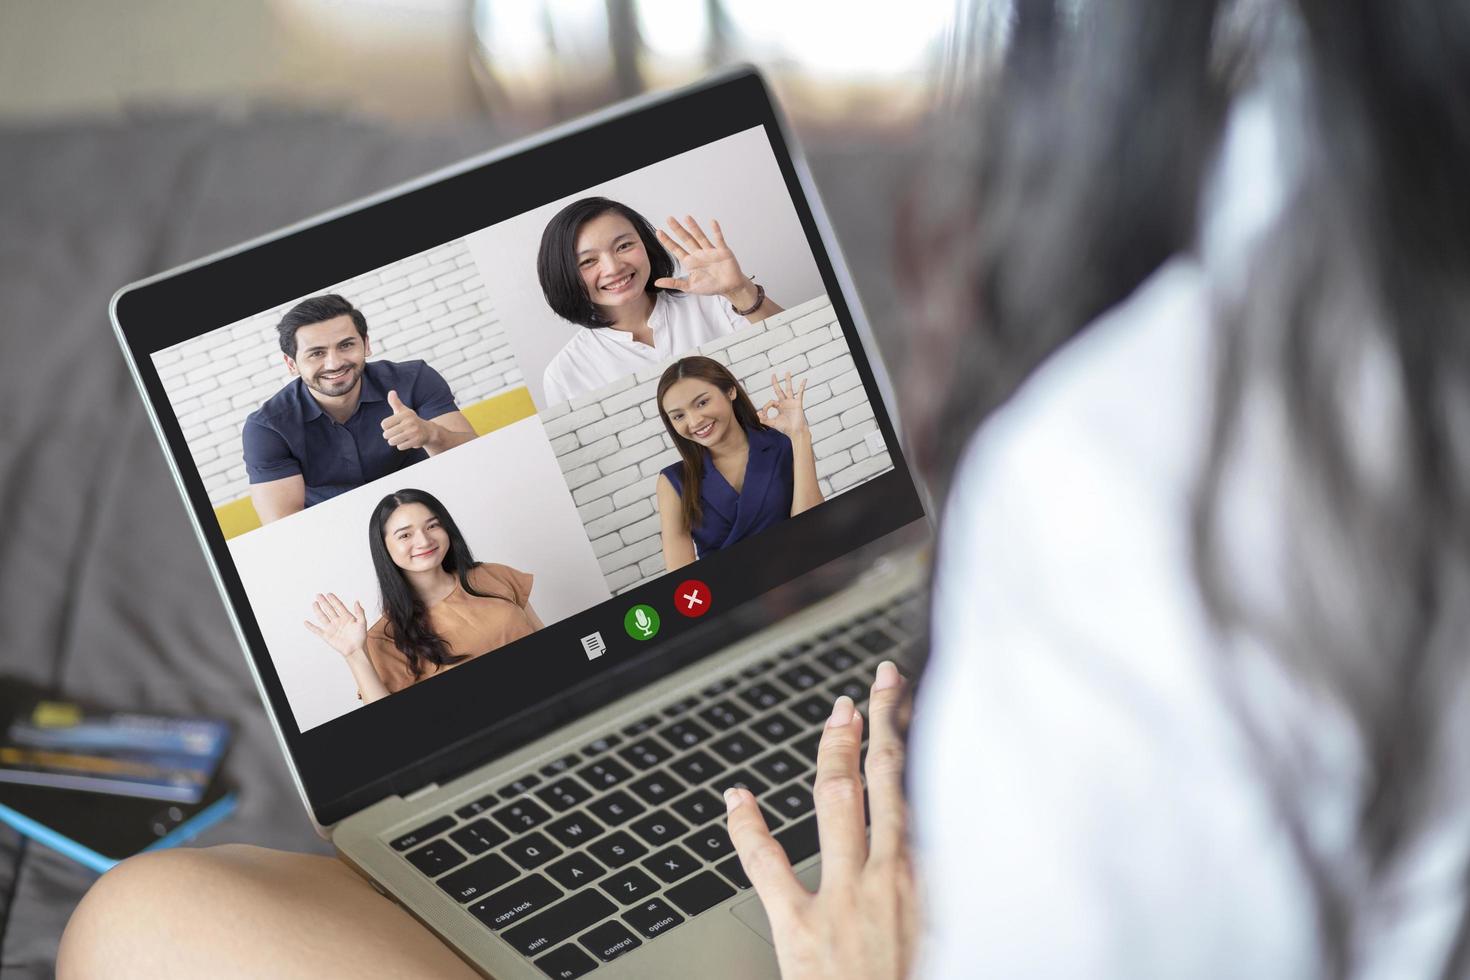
[541,296,894,594]
[150,238,522,508]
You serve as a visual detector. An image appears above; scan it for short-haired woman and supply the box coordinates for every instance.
[537,196,783,405]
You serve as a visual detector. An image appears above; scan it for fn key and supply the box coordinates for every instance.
[665,870,736,916]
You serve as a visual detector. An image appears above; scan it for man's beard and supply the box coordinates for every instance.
[305,365,361,398]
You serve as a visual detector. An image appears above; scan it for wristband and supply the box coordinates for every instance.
[731,280,765,317]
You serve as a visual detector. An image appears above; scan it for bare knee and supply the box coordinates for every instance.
[59,845,270,979]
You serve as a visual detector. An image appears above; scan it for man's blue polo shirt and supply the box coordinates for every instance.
[241,359,459,508]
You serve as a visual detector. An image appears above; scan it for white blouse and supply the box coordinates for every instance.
[541,291,749,406]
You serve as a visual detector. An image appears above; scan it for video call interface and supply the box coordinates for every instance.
[151,127,897,733]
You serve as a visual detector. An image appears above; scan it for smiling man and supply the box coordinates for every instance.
[241,294,476,524]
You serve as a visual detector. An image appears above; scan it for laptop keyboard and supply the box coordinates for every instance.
[384,589,920,978]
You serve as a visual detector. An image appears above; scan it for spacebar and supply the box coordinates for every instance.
[774,815,819,865]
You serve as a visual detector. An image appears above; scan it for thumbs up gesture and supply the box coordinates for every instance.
[381,389,433,451]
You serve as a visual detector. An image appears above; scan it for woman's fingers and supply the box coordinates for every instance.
[796,378,808,405]
[654,227,689,262]
[652,275,691,292]
[326,593,351,620]
[683,215,714,251]
[865,661,910,864]
[724,787,807,921]
[303,619,324,637]
[757,399,780,421]
[811,696,870,883]
[354,601,366,625]
[662,218,698,254]
[312,596,330,623]
[709,218,727,249]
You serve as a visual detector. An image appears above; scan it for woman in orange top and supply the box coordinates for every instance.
[304,488,544,703]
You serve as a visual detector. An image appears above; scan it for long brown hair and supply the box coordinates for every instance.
[656,356,766,533]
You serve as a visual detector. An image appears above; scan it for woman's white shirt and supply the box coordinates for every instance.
[541,291,748,406]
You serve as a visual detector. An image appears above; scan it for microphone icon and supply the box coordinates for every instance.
[634,608,653,637]
[624,604,661,641]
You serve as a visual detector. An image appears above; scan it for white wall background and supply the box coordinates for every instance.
[151,238,522,508]
[228,416,610,731]
[464,126,825,410]
[542,296,894,595]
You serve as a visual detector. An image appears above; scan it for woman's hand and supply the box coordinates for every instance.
[724,661,918,980]
[654,216,758,308]
[759,372,810,439]
[304,592,368,657]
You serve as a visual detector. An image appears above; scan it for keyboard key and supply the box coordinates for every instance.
[536,777,593,812]
[741,657,776,679]
[504,831,563,870]
[720,768,769,797]
[630,810,689,847]
[852,628,895,655]
[436,853,518,904]
[404,840,465,877]
[738,682,788,711]
[792,730,822,762]
[697,700,750,731]
[774,814,820,864]
[817,648,860,672]
[628,771,685,806]
[700,676,738,698]
[470,874,563,931]
[666,870,737,916]
[789,694,832,725]
[496,774,543,800]
[492,799,552,834]
[716,855,752,889]
[670,788,724,826]
[545,852,606,891]
[587,830,648,868]
[579,734,622,757]
[828,675,869,703]
[576,757,633,790]
[586,789,645,826]
[454,794,497,820]
[618,738,673,770]
[539,754,582,778]
[641,844,700,884]
[778,642,812,661]
[682,824,735,863]
[660,695,700,718]
[709,732,760,764]
[656,718,712,750]
[545,812,605,849]
[621,715,660,737]
[752,749,804,785]
[776,663,825,691]
[622,897,685,939]
[504,890,617,957]
[449,818,508,856]
[579,919,642,962]
[750,711,802,744]
[669,749,726,785]
[769,783,815,820]
[535,944,598,979]
[599,866,660,904]
[390,815,454,851]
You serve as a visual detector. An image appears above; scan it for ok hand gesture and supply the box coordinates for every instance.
[758,371,810,439]
[654,216,753,305]
[304,592,368,658]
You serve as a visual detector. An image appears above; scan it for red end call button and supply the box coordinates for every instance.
[673,579,712,618]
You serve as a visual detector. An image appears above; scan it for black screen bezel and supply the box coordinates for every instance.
[112,68,929,827]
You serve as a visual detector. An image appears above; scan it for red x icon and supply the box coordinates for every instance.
[674,579,712,618]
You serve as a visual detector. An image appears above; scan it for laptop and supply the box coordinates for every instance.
[110,66,931,978]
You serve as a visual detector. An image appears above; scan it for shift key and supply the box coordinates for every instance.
[503,890,617,957]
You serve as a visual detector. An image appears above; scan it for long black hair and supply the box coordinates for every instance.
[656,356,767,533]
[537,196,675,328]
[367,488,511,678]
[909,1,1470,975]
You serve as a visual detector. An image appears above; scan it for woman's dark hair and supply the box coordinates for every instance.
[277,294,367,358]
[910,1,1470,974]
[537,196,675,328]
[367,488,511,679]
[656,356,766,533]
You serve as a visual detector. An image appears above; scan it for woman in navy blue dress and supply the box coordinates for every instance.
[654,355,824,571]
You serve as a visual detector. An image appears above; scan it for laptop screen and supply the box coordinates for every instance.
[114,71,926,824]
